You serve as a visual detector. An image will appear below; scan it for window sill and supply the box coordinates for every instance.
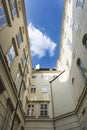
[39,116,49,118]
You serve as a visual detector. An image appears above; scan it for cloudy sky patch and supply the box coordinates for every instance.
[28,23,57,58]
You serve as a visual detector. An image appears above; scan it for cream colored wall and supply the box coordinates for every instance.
[55,0,87,129]
[26,71,60,119]
[25,120,53,130]
[0,0,32,129]
[55,114,81,130]
[52,71,75,117]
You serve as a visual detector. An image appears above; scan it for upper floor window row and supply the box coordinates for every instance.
[76,0,84,8]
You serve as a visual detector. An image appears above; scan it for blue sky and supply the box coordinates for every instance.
[24,0,64,68]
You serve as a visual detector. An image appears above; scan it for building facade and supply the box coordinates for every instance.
[25,0,87,130]
[0,0,32,130]
[25,69,60,130]
[0,0,87,130]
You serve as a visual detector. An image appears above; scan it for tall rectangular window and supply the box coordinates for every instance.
[27,104,34,116]
[1,107,11,130]
[0,4,7,29]
[21,52,26,66]
[42,86,47,92]
[17,31,22,47]
[0,77,5,94]
[20,82,26,102]
[76,0,84,8]
[72,22,79,35]
[30,85,36,93]
[40,104,48,116]
[9,0,17,17]
[15,70,22,92]
[6,46,16,66]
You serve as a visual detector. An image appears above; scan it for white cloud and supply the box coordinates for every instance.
[28,23,57,58]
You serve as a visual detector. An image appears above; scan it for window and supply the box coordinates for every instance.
[17,29,23,47]
[0,99,14,130]
[83,34,87,49]
[0,3,7,29]
[30,85,36,93]
[20,82,26,102]
[9,0,17,17]
[6,46,16,66]
[42,86,47,93]
[77,58,87,81]
[1,108,11,129]
[64,32,66,39]
[40,104,48,116]
[72,78,75,85]
[12,38,18,55]
[76,0,84,8]
[0,77,5,94]
[66,15,69,23]
[67,39,73,52]
[27,104,34,116]
[66,60,69,68]
[32,75,37,79]
[72,22,79,35]
[69,0,71,3]
[21,52,26,66]
[15,70,22,92]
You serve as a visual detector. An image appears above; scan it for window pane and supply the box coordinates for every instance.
[6,46,16,65]
[76,0,83,8]
[12,8,16,16]
[44,111,47,116]
[0,7,5,16]
[17,32,22,45]
[0,6,7,29]
[40,104,43,109]
[21,53,25,65]
[10,0,17,16]
[42,86,47,92]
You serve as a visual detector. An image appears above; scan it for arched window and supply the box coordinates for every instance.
[83,34,87,48]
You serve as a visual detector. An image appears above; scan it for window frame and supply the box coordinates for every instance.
[40,104,48,116]
[27,104,35,116]
[0,2,7,30]
[30,85,36,93]
[21,51,26,67]
[9,0,17,20]
[15,69,22,92]
[42,85,47,93]
[6,45,16,67]
[76,0,84,9]
[16,28,23,48]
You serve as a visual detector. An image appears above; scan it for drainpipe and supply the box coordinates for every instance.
[49,70,65,130]
[11,54,29,130]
